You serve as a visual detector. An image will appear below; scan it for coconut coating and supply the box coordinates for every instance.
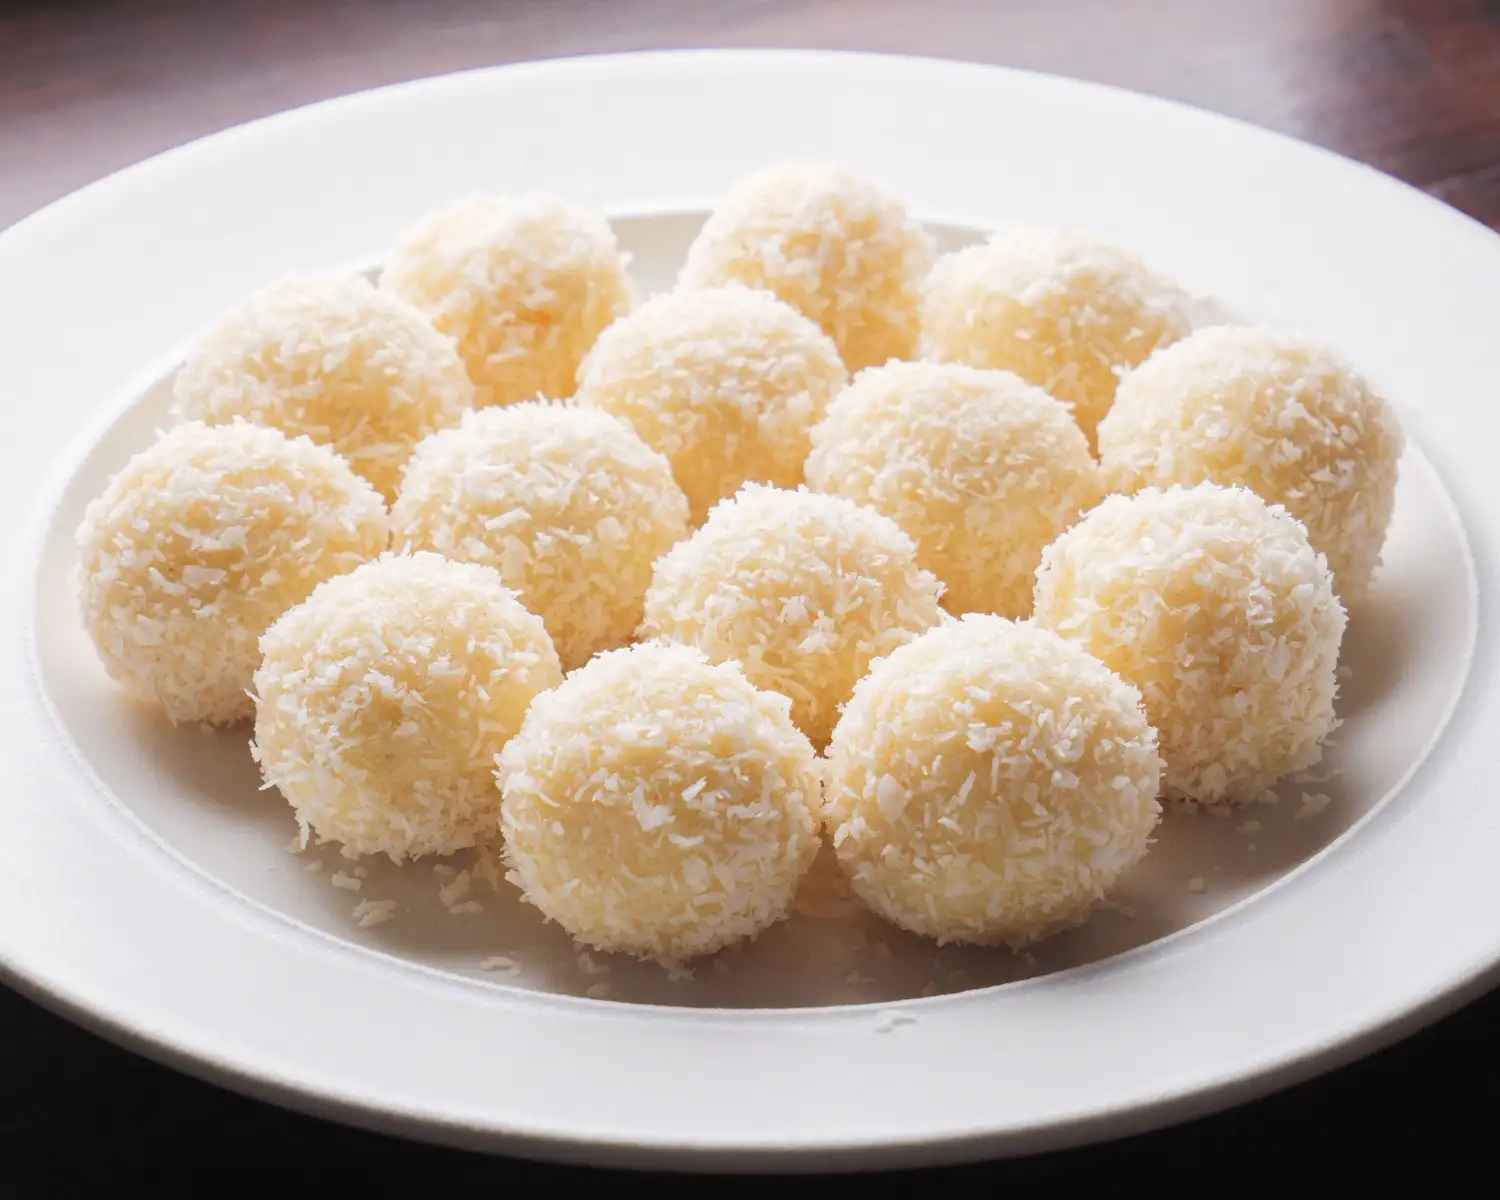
[1033,484,1346,804]
[806,361,1103,618]
[381,194,631,408]
[390,403,690,669]
[252,552,562,861]
[76,420,387,725]
[640,484,944,745]
[824,616,1161,946]
[1097,325,1404,599]
[678,162,934,372]
[920,228,1193,449]
[173,273,473,503]
[575,287,848,523]
[498,641,822,962]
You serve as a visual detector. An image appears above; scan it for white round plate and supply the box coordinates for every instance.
[1,49,1497,1172]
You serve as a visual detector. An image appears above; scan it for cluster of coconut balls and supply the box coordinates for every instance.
[75,161,1403,966]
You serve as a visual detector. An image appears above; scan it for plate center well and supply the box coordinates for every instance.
[31,212,1477,1008]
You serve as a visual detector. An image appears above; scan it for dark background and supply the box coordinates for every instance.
[4,0,1500,1191]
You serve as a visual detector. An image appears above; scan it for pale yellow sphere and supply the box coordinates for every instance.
[575,287,847,522]
[381,194,631,408]
[390,402,690,669]
[172,273,474,503]
[76,421,387,726]
[1097,325,1404,599]
[640,484,944,746]
[499,641,822,962]
[825,615,1161,947]
[679,162,934,371]
[920,228,1193,449]
[806,361,1102,618]
[1033,483,1347,804]
[253,552,562,861]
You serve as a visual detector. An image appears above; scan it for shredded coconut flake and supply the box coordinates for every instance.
[438,870,472,908]
[353,899,397,927]
[1295,791,1332,820]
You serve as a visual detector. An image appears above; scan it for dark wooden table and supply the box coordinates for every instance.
[4,0,1500,1190]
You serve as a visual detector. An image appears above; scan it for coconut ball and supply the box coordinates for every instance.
[499,641,822,962]
[679,162,934,372]
[76,421,387,726]
[1097,325,1404,599]
[253,552,562,861]
[575,287,848,522]
[172,272,473,503]
[824,615,1160,946]
[806,361,1102,618]
[390,402,690,669]
[920,228,1193,449]
[381,194,631,408]
[1033,483,1346,804]
[640,484,945,745]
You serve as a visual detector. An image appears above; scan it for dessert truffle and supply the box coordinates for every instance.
[575,286,847,522]
[1033,483,1346,804]
[382,194,630,408]
[253,552,562,860]
[824,615,1161,946]
[391,402,689,668]
[499,641,821,962]
[921,228,1192,449]
[640,484,944,745]
[173,272,473,503]
[806,360,1102,617]
[679,162,933,371]
[76,420,387,725]
[1097,324,1403,598]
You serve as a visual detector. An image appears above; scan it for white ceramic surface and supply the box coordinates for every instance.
[0,50,1497,1170]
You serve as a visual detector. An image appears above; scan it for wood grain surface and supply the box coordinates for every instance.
[3,0,1500,1191]
[4,0,1500,230]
